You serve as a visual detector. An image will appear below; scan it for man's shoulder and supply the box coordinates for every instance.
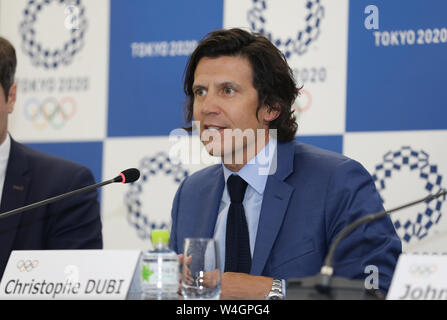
[182,164,222,186]
[287,140,364,176]
[291,140,350,164]
[12,140,90,175]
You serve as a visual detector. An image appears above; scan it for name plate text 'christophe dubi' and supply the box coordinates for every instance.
[0,250,141,299]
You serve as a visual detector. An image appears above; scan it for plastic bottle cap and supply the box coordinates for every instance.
[151,230,170,244]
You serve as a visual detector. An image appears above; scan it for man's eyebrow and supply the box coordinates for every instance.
[216,81,242,89]
[192,81,242,91]
[192,84,206,91]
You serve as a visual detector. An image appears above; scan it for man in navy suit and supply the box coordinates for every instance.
[0,37,102,280]
[170,28,401,299]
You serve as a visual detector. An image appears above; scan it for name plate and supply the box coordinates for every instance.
[387,254,447,300]
[0,250,141,300]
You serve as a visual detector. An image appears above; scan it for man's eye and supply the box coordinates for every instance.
[223,87,235,95]
[194,88,206,96]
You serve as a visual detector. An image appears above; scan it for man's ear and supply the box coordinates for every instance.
[262,103,280,123]
[7,83,17,114]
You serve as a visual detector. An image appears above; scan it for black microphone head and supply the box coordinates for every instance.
[115,168,140,184]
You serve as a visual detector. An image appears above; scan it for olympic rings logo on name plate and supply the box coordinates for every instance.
[16,259,39,272]
[409,264,438,278]
[24,97,77,130]
[247,0,324,58]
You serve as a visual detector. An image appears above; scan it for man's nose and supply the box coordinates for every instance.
[200,93,221,115]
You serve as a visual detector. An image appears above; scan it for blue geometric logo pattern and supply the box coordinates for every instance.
[19,0,87,69]
[124,152,189,240]
[372,146,445,243]
[247,0,324,58]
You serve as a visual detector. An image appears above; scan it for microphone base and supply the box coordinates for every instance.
[286,274,385,300]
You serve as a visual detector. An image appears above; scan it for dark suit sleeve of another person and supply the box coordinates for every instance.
[325,158,401,293]
[44,164,103,249]
[6,142,103,250]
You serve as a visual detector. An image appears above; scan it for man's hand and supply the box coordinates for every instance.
[177,254,193,297]
[220,272,273,300]
[177,254,184,297]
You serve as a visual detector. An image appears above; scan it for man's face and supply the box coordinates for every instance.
[192,55,278,163]
[0,83,16,144]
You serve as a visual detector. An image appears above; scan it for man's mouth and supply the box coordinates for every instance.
[204,125,227,131]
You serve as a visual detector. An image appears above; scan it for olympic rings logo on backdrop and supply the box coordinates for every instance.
[293,89,312,120]
[19,0,87,69]
[409,264,438,278]
[16,260,39,272]
[24,97,77,130]
[247,0,324,58]
[372,146,445,243]
[124,152,189,240]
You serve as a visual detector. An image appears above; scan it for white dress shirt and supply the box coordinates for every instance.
[0,134,11,205]
[213,137,277,272]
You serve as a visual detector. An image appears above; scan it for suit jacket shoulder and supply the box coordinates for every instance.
[292,141,355,173]
[180,164,221,190]
[13,141,91,180]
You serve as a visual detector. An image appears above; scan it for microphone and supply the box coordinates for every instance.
[286,188,447,299]
[113,168,140,184]
[0,168,140,220]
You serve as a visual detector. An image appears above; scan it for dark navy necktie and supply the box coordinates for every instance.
[224,174,251,273]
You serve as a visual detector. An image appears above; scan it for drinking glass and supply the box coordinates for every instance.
[181,238,221,300]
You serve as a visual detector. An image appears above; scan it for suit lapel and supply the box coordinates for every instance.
[195,166,225,238]
[0,138,30,262]
[251,141,295,275]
